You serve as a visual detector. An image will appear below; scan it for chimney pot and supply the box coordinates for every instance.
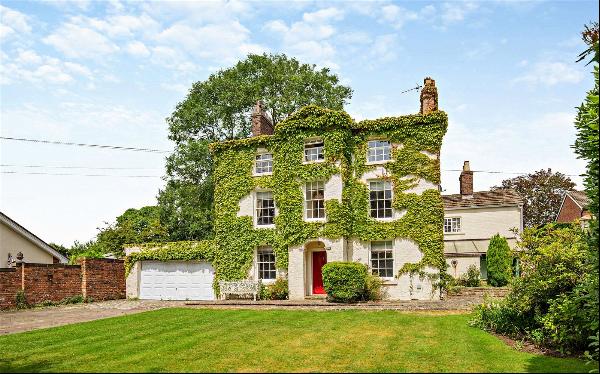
[420,77,438,115]
[459,161,474,198]
[251,100,274,136]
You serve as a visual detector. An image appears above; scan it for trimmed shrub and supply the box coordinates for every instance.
[365,272,385,301]
[459,265,481,287]
[487,234,512,287]
[260,278,289,300]
[322,262,368,303]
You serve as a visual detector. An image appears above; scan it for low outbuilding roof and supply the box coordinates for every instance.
[442,189,523,210]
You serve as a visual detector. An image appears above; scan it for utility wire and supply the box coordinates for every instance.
[442,169,581,177]
[0,164,161,170]
[1,171,161,178]
[0,136,170,154]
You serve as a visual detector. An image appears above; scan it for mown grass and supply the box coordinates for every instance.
[0,308,593,373]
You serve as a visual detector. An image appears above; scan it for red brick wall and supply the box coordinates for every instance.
[0,268,21,309]
[80,258,125,301]
[0,259,125,309]
[22,264,82,305]
[556,195,583,223]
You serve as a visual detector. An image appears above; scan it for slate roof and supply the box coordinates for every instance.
[442,189,523,209]
[566,190,590,209]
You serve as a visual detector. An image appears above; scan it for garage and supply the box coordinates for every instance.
[139,261,215,301]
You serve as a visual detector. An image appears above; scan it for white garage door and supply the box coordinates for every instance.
[140,261,215,300]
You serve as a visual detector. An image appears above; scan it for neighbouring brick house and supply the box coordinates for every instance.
[442,162,523,279]
[126,78,449,301]
[555,190,592,226]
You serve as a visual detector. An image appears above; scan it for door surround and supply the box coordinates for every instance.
[304,240,327,296]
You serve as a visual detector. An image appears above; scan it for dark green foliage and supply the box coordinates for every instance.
[260,278,289,300]
[471,224,593,354]
[487,234,512,287]
[364,272,385,301]
[15,291,27,309]
[573,23,599,365]
[494,169,575,228]
[322,262,368,303]
[159,54,352,240]
[459,265,481,287]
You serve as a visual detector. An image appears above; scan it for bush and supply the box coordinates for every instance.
[260,278,289,300]
[364,272,385,301]
[15,291,28,309]
[459,265,481,287]
[322,262,368,303]
[487,234,512,287]
[470,224,593,354]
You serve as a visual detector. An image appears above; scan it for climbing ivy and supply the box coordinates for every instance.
[126,105,448,286]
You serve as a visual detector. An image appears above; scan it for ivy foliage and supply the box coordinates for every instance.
[129,105,448,286]
[125,241,215,276]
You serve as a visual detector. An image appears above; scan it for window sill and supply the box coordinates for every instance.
[302,159,326,165]
[305,218,326,223]
[366,160,393,166]
[253,172,273,177]
[255,224,276,229]
[259,278,276,285]
[381,279,398,286]
[444,232,465,236]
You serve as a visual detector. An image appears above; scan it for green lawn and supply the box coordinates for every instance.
[0,308,594,373]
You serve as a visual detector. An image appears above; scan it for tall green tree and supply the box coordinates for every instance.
[158,53,353,240]
[573,21,599,363]
[94,206,169,256]
[487,234,512,287]
[493,169,575,228]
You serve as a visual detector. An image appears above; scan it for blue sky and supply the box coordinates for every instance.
[1,0,598,246]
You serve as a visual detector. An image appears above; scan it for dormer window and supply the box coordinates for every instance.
[304,139,324,162]
[255,153,273,174]
[367,140,391,163]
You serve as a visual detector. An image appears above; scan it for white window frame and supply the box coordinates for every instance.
[444,217,462,233]
[256,246,276,281]
[254,152,273,175]
[305,181,326,221]
[370,240,394,279]
[256,191,276,227]
[304,139,325,163]
[367,140,392,164]
[369,180,393,219]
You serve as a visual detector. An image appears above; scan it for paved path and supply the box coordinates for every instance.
[0,300,183,335]
[0,297,481,335]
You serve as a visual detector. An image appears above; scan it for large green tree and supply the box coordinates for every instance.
[573,21,599,363]
[158,53,353,240]
[94,206,169,256]
[493,169,575,228]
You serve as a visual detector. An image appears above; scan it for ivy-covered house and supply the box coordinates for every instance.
[125,78,448,301]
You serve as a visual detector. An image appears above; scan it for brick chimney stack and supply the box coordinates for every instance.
[459,161,474,198]
[251,100,274,137]
[420,77,438,115]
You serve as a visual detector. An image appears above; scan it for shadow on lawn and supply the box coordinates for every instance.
[524,355,597,373]
[0,359,53,373]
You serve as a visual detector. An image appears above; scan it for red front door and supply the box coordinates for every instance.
[312,251,327,294]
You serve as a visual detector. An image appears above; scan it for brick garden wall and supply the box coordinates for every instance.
[0,258,125,309]
[81,259,126,301]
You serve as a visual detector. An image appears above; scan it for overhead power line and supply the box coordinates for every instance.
[1,164,162,170]
[442,169,581,177]
[1,171,161,178]
[0,136,170,154]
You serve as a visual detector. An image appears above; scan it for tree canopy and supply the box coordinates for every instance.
[158,53,353,240]
[493,169,575,228]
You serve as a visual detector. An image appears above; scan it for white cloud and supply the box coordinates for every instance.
[0,5,31,39]
[381,4,419,29]
[15,49,43,65]
[513,61,584,86]
[71,13,160,38]
[441,2,479,24]
[125,41,150,57]
[1,51,92,85]
[44,23,120,59]
[302,7,344,23]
